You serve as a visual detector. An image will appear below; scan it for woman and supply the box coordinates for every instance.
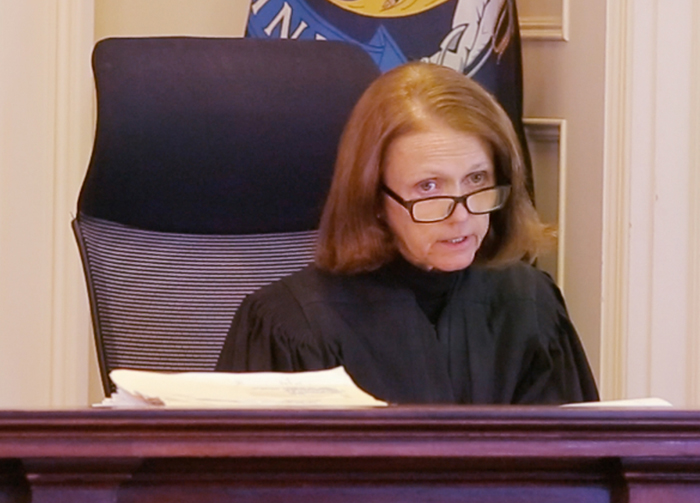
[217,62,599,405]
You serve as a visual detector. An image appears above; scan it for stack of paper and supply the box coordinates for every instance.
[562,397,673,408]
[99,367,387,408]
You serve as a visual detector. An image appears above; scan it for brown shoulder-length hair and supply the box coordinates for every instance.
[315,61,553,274]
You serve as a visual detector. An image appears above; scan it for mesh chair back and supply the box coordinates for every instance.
[74,215,316,390]
[74,38,379,392]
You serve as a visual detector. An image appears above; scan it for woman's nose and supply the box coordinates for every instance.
[447,200,470,222]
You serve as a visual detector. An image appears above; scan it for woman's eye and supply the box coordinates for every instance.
[468,171,489,185]
[418,180,437,192]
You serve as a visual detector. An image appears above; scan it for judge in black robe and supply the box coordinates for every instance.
[217,259,598,404]
[216,62,599,405]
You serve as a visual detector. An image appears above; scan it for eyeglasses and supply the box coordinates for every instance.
[382,185,511,223]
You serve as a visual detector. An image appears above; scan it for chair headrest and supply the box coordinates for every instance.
[78,37,380,234]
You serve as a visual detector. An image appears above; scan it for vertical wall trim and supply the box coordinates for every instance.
[556,119,567,289]
[523,118,567,288]
[603,0,697,406]
[561,0,570,42]
[687,0,700,408]
[49,0,95,407]
[600,0,631,401]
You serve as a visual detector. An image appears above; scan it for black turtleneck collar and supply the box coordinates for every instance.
[382,255,462,326]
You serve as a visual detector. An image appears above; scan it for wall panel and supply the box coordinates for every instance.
[522,0,607,383]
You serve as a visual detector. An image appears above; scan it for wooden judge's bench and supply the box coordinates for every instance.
[1,407,699,502]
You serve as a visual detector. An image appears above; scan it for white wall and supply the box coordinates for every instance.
[95,0,248,38]
[0,1,94,408]
[600,0,700,406]
[520,0,608,382]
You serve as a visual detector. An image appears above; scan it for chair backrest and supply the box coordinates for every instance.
[74,37,379,393]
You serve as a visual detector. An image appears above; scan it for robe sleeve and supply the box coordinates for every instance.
[511,271,600,405]
[215,280,340,372]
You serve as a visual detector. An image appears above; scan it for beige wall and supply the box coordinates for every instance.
[0,2,56,407]
[0,1,94,408]
[520,0,608,381]
[95,0,248,39]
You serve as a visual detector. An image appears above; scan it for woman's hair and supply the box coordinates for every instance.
[315,61,553,273]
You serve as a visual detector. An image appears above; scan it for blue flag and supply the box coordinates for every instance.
[246,0,532,193]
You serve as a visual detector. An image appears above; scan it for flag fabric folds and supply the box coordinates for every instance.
[245,0,533,194]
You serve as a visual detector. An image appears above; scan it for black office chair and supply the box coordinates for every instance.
[73,37,379,393]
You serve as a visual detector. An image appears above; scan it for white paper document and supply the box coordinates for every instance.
[562,397,673,408]
[99,367,387,409]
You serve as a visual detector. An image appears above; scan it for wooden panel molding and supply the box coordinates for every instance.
[600,0,631,403]
[49,0,95,408]
[524,118,567,287]
[601,0,700,406]
[519,0,569,41]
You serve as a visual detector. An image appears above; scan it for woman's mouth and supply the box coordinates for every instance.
[441,235,471,246]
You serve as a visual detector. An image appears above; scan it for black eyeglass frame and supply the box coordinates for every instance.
[382,184,512,223]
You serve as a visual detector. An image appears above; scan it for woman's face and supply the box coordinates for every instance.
[382,125,495,272]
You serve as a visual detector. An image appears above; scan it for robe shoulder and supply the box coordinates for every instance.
[458,263,599,404]
[215,267,341,371]
[460,261,561,302]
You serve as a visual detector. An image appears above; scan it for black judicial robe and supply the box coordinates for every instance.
[216,262,599,405]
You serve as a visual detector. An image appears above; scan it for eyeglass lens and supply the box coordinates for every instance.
[412,187,507,222]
